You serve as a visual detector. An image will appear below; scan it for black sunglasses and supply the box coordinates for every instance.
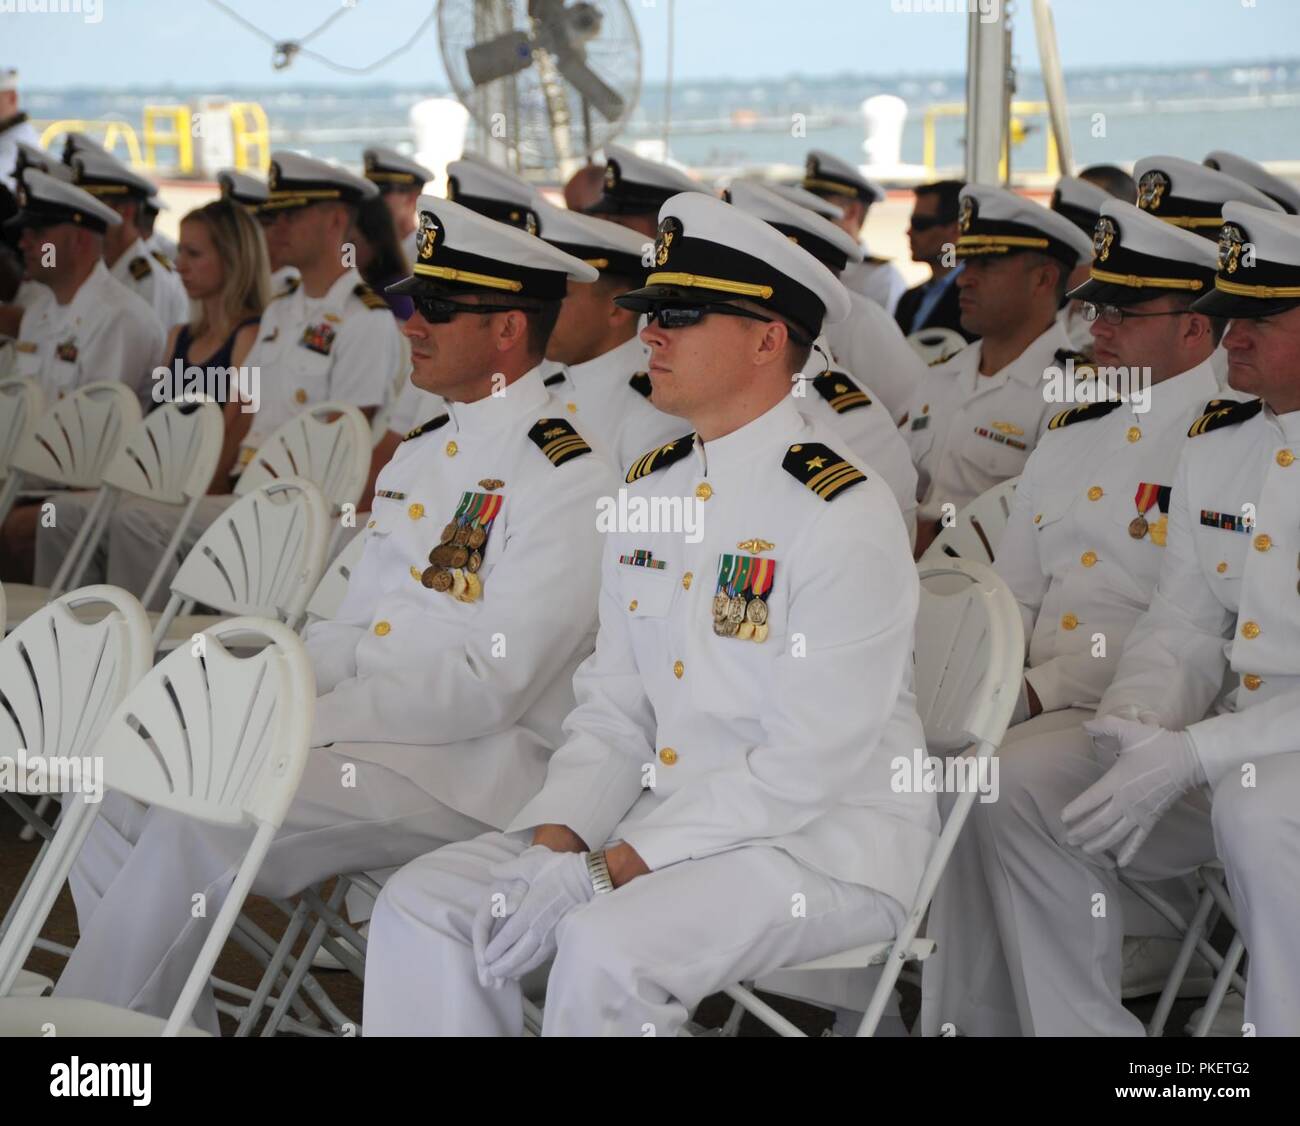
[909,214,952,232]
[412,296,534,323]
[644,303,811,346]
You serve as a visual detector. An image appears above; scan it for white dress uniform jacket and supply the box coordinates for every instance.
[305,366,617,829]
[997,358,1225,714]
[842,253,907,315]
[1099,401,1300,786]
[798,345,918,542]
[109,236,189,331]
[823,288,928,423]
[12,259,163,402]
[905,320,1074,527]
[507,396,937,908]
[538,335,682,475]
[241,267,399,456]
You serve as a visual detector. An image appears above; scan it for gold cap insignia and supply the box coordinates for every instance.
[1093,215,1117,262]
[1138,170,1170,213]
[655,215,681,268]
[604,160,619,190]
[417,211,441,261]
[1218,222,1246,275]
[267,162,280,191]
[958,194,975,234]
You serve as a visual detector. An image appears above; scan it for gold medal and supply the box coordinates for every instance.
[449,546,470,569]
[745,597,768,626]
[736,621,755,640]
[453,527,471,547]
[427,567,452,592]
[719,616,741,638]
[429,544,455,567]
[467,526,487,549]
[1128,516,1149,540]
[752,623,769,643]
[712,592,731,621]
[1149,514,1168,547]
[467,549,483,573]
[451,569,468,599]
[439,523,457,545]
[727,595,747,624]
[464,572,483,602]
[713,617,732,636]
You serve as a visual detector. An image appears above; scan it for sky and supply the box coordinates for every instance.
[5,0,1299,90]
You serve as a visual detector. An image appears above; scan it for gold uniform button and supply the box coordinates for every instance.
[682,571,693,590]
[1087,486,1103,501]
[1278,448,1295,468]
[1253,533,1272,552]
[695,482,713,501]
[1034,514,1042,524]
[445,441,458,457]
[410,566,421,581]
[1216,561,1228,574]
[1127,426,1142,443]
[294,388,307,404]
[673,660,684,679]
[1061,613,1079,631]
[1081,551,1098,568]
[566,402,578,413]
[374,621,391,637]
[659,747,678,766]
[1243,674,1263,691]
[367,519,376,529]
[628,600,638,611]
[1241,620,1260,640]
[408,503,425,520]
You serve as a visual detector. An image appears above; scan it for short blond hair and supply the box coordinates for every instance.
[182,198,271,338]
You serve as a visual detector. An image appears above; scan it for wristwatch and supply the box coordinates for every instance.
[585,848,614,895]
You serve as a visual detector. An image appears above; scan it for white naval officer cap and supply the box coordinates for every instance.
[70,144,160,202]
[614,191,852,340]
[59,131,114,165]
[957,183,1093,266]
[1070,199,1218,308]
[723,179,864,272]
[585,144,704,217]
[217,169,269,209]
[445,153,542,232]
[363,146,434,191]
[1051,175,1114,236]
[387,194,597,301]
[14,142,73,185]
[1193,203,1300,319]
[802,149,885,205]
[533,199,648,278]
[262,150,378,213]
[756,179,846,223]
[1133,155,1282,238]
[1203,151,1300,216]
[4,167,122,234]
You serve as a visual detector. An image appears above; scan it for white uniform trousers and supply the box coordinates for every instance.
[363,832,906,1037]
[54,747,490,1033]
[921,714,1300,1035]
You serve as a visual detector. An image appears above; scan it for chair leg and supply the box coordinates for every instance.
[261,889,344,1038]
[1192,933,1247,1038]
[720,983,807,1037]
[235,898,316,1037]
[226,917,327,1032]
[1147,884,1217,1037]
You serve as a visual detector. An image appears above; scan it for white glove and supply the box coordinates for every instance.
[1063,719,1206,867]
[1085,707,1163,765]
[471,846,594,987]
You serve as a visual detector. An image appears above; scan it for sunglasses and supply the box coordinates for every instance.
[643,303,811,346]
[412,295,534,324]
[908,214,953,232]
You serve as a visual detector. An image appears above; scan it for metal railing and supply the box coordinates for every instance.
[921,100,1061,179]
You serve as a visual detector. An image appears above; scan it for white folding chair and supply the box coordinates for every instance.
[713,559,1024,1037]
[3,401,224,628]
[919,477,1019,569]
[368,335,412,445]
[906,327,967,367]
[300,530,367,631]
[0,586,152,999]
[0,377,45,505]
[0,381,141,530]
[0,616,314,1036]
[151,477,330,652]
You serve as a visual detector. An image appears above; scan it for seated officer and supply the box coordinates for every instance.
[903,184,1092,558]
[69,145,189,331]
[756,180,927,424]
[724,180,918,540]
[1051,175,1116,354]
[532,199,683,472]
[363,192,936,1037]
[802,149,905,315]
[362,145,433,265]
[938,205,1300,1036]
[52,196,615,1033]
[584,143,707,239]
[97,151,403,601]
[1203,150,1300,215]
[922,199,1228,1036]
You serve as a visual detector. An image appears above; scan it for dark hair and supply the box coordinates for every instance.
[1165,291,1228,345]
[1080,164,1138,204]
[1024,250,1071,303]
[353,195,408,288]
[473,291,562,357]
[914,179,966,223]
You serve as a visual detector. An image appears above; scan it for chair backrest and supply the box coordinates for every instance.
[918,477,1019,569]
[165,477,329,627]
[370,334,412,445]
[906,327,967,367]
[303,530,367,627]
[0,585,151,763]
[0,616,314,1034]
[8,381,143,489]
[914,559,1024,753]
[0,378,45,481]
[237,401,369,516]
[100,398,225,503]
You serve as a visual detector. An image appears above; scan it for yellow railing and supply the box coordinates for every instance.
[921,100,1061,180]
[229,102,271,173]
[37,119,145,167]
[143,104,194,174]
